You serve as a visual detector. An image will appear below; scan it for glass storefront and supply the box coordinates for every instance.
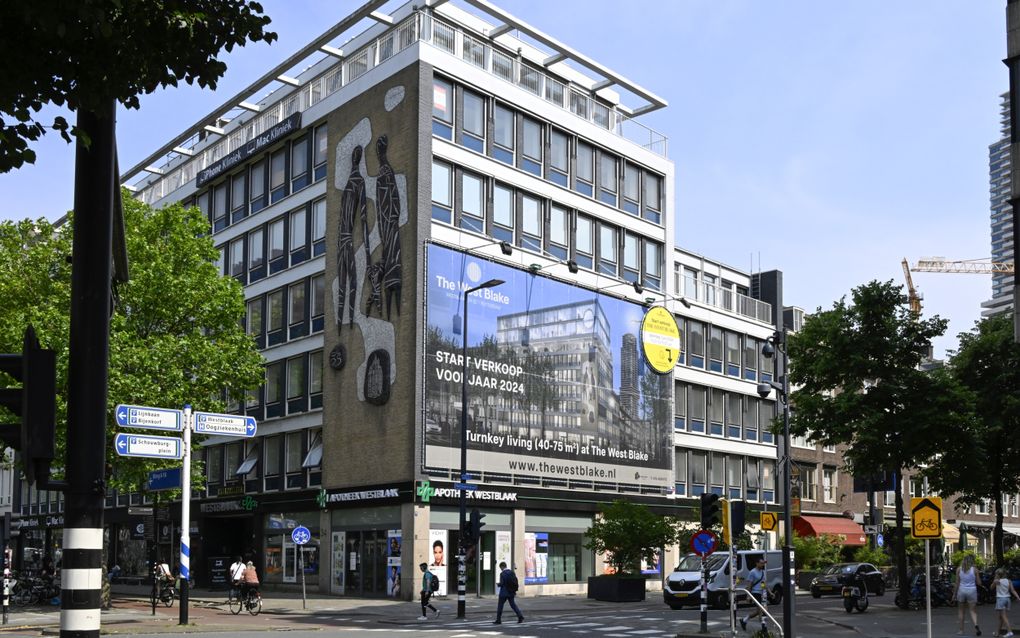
[264,511,320,586]
[330,506,401,597]
[525,513,594,584]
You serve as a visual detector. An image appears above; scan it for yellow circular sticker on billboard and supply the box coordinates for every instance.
[640,306,681,374]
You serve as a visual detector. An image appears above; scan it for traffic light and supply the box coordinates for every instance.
[0,326,56,485]
[466,508,486,547]
[700,493,721,529]
[731,500,746,539]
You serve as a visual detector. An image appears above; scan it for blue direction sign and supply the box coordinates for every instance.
[114,433,183,460]
[147,468,183,491]
[291,526,311,545]
[115,404,183,432]
[194,411,257,438]
[689,529,719,557]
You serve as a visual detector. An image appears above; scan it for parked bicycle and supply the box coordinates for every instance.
[13,576,59,606]
[229,587,261,616]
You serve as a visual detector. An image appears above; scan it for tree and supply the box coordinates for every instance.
[0,0,276,171]
[786,280,972,607]
[0,193,264,490]
[584,500,684,575]
[924,313,1020,564]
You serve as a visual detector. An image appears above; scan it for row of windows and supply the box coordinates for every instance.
[215,199,327,284]
[794,465,839,503]
[200,428,322,491]
[224,350,324,423]
[676,318,775,382]
[790,432,836,453]
[674,382,775,444]
[244,275,326,349]
[195,124,328,232]
[432,161,663,289]
[432,76,664,224]
[675,450,777,503]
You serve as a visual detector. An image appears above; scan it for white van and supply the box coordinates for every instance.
[663,550,784,610]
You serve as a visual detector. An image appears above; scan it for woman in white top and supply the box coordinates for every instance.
[994,568,1020,638]
[954,554,981,636]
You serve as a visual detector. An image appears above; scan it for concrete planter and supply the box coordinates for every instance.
[586,575,646,602]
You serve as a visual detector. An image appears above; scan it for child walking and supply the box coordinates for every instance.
[994,568,1020,637]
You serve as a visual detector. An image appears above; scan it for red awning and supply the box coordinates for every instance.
[793,515,867,546]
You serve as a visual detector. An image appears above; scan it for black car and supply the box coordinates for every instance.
[810,562,885,597]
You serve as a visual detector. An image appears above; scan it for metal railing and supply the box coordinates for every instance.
[682,280,773,324]
[136,9,668,204]
[731,586,783,637]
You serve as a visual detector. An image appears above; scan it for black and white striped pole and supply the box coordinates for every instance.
[179,406,192,625]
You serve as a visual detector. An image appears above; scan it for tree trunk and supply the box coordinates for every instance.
[996,492,1005,565]
[895,481,909,608]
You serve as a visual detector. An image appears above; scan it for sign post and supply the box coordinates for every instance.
[292,526,311,610]
[690,529,718,635]
[179,406,192,626]
[911,496,943,638]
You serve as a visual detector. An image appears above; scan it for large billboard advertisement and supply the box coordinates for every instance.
[424,243,673,490]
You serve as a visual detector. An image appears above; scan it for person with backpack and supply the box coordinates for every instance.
[494,561,524,624]
[418,562,440,620]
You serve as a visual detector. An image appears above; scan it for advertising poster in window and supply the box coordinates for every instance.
[429,529,449,596]
[495,530,512,591]
[424,244,673,490]
[387,529,401,597]
[331,531,345,595]
[524,532,548,585]
[641,549,662,575]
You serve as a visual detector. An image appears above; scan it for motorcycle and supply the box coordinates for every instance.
[841,571,869,613]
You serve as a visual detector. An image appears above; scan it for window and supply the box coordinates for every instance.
[644,172,662,223]
[286,431,304,473]
[683,267,698,300]
[746,459,760,501]
[759,401,775,443]
[432,161,452,223]
[270,148,287,203]
[743,336,758,381]
[643,241,661,290]
[432,78,453,139]
[264,435,280,476]
[265,361,284,405]
[493,183,514,242]
[703,273,717,306]
[687,320,705,368]
[622,233,639,283]
[674,382,686,430]
[225,443,242,478]
[250,159,267,213]
[231,172,246,220]
[290,207,307,260]
[309,350,323,396]
[246,298,262,337]
[709,453,725,495]
[822,443,836,453]
[289,281,306,326]
[268,290,284,333]
[287,356,306,400]
[521,117,543,176]
[311,274,325,324]
[460,171,485,233]
[493,104,514,164]
[248,228,265,272]
[462,89,485,152]
[823,468,837,503]
[622,163,640,214]
[311,198,326,257]
[549,129,569,186]
[548,205,569,260]
[520,194,542,251]
[313,124,328,181]
[791,432,811,449]
[708,326,723,373]
[598,152,618,206]
[688,385,706,433]
[269,218,285,270]
[726,393,742,438]
[801,467,817,501]
[675,449,687,495]
[574,215,594,270]
[762,461,776,502]
[689,450,707,495]
[759,345,774,383]
[709,388,724,435]
[727,456,743,499]
[229,238,245,278]
[725,331,741,377]
[597,223,617,276]
[215,245,225,275]
[197,191,211,226]
[291,136,310,191]
[237,443,259,477]
[575,142,594,196]
[302,430,323,469]
[207,446,222,484]
[213,182,228,231]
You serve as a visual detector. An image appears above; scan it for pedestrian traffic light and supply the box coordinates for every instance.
[467,508,486,547]
[0,326,56,485]
[700,493,721,529]
[731,500,746,539]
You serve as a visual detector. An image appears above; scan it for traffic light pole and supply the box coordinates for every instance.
[62,102,117,638]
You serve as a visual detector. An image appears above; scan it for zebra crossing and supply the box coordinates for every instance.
[391,612,734,637]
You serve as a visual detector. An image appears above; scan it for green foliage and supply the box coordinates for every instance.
[1002,549,1020,569]
[950,549,987,570]
[0,0,277,172]
[852,544,889,566]
[790,533,844,571]
[0,193,264,490]
[584,500,686,575]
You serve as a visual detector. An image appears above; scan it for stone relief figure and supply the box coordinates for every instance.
[365,261,384,317]
[336,145,366,333]
[374,134,402,320]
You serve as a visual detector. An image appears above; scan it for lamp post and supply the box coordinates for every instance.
[458,278,504,619]
[758,329,796,638]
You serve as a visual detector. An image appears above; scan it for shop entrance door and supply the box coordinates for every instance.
[362,532,387,596]
[282,538,297,584]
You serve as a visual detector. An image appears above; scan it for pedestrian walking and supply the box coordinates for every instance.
[418,562,440,620]
[738,556,767,633]
[993,567,1019,637]
[494,561,523,624]
[954,554,982,636]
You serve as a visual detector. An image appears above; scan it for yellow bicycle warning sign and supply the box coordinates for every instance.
[910,497,943,539]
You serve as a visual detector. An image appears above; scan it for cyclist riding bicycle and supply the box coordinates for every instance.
[155,560,174,584]
[240,561,259,601]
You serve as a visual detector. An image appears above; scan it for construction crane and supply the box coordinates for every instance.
[913,257,1015,275]
[901,259,923,314]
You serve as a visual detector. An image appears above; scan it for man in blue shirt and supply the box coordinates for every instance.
[739,557,767,632]
[418,562,440,620]
[494,561,524,624]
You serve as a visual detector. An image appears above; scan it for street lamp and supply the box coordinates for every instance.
[757,329,796,638]
[458,277,504,619]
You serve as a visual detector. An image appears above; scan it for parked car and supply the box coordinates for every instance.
[810,563,885,598]
[425,418,441,434]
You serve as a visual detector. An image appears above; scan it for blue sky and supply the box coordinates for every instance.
[0,1,1004,357]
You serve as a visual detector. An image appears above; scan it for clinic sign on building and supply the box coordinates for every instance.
[423,244,673,491]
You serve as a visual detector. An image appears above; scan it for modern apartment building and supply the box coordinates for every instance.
[983,92,1014,318]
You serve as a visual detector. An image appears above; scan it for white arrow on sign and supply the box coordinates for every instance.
[193,411,257,438]
[115,404,183,432]
[114,433,183,459]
